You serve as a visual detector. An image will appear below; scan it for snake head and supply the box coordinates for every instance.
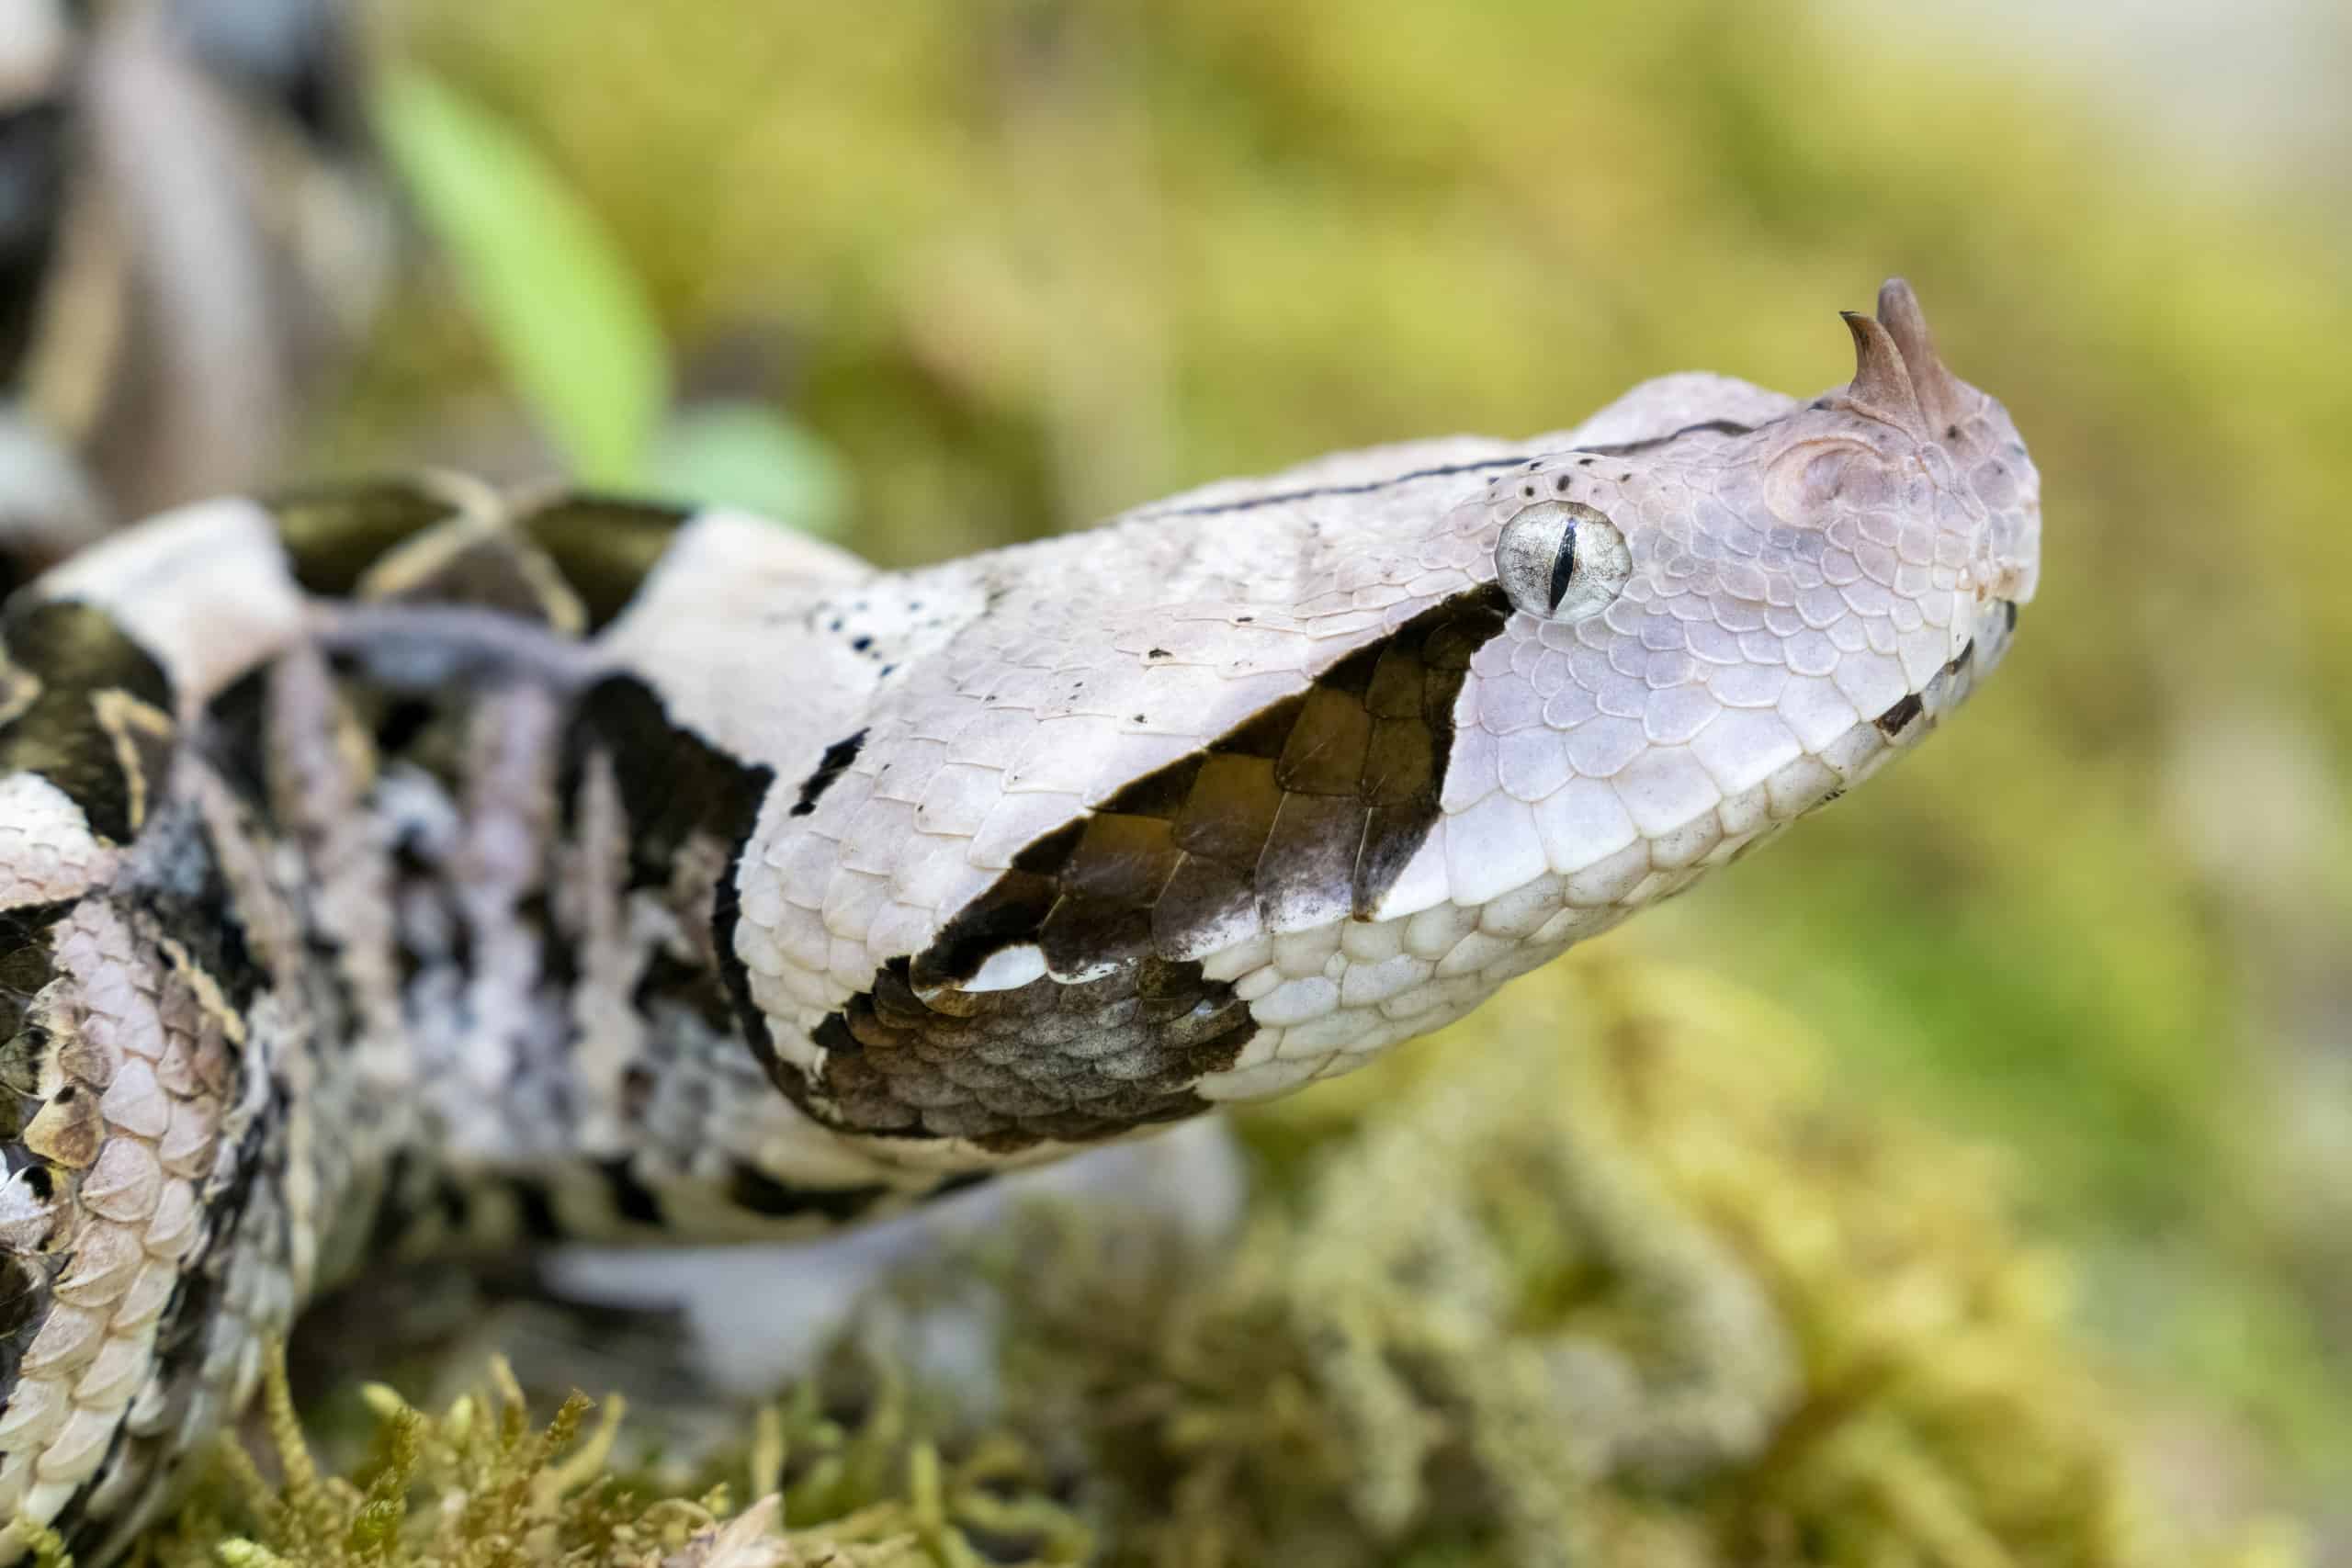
[1469,277,2041,897]
[729,277,2043,1128]
[1821,276,2041,611]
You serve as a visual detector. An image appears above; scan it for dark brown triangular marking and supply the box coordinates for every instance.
[786,584,1512,1150]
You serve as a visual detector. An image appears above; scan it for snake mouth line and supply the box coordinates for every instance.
[1974,596,2021,679]
[1871,598,2018,742]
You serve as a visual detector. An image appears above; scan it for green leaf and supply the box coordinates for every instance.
[372,67,669,485]
[647,402,853,536]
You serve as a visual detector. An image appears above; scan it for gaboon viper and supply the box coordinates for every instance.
[0,279,2039,1557]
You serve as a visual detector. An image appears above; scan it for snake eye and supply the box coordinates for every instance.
[1494,500,1631,621]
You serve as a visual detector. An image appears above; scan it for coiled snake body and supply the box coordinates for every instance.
[0,280,2039,1557]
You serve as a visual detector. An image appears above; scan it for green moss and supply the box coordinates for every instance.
[954,958,2293,1566]
[138,1345,1089,1568]
[140,962,2297,1568]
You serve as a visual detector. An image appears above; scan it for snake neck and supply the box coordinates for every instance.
[0,608,960,1561]
[232,615,974,1272]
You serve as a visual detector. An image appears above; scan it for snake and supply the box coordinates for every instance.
[0,277,2039,1558]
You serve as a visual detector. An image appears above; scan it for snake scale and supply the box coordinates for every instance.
[0,279,2039,1557]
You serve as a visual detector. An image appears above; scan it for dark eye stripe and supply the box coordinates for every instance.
[1545,524,1577,615]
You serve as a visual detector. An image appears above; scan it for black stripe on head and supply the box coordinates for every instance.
[1572,419,1756,457]
[1155,456,1530,519]
[514,495,694,632]
[0,598,175,842]
[1143,425,1753,524]
[786,584,1513,1151]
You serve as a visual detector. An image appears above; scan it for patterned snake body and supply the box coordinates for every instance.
[0,280,2039,1555]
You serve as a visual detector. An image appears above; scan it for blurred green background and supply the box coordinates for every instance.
[206,0,2352,1550]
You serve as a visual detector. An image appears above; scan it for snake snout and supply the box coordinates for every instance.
[1854,276,2043,616]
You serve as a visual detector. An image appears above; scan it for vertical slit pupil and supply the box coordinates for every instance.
[1545,523,1578,614]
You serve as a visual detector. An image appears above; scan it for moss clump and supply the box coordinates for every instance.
[136,1348,1089,1568]
[137,960,2295,1567]
[935,957,2294,1566]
